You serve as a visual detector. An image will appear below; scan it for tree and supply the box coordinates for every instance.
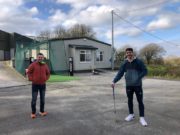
[115,48,125,64]
[54,25,68,39]
[67,24,96,38]
[139,43,166,65]
[38,30,51,41]
[38,24,96,40]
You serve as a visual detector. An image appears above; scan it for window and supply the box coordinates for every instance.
[32,49,37,59]
[96,51,103,61]
[24,50,30,59]
[40,49,49,59]
[31,44,49,60]
[80,50,91,62]
[40,44,49,59]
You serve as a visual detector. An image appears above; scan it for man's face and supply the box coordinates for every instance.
[37,54,44,62]
[126,50,133,59]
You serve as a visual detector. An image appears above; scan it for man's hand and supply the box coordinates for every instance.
[111,83,115,88]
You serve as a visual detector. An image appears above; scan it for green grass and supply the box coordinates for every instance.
[147,65,168,77]
[48,75,80,82]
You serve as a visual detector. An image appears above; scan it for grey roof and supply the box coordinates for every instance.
[49,37,111,46]
[69,44,98,50]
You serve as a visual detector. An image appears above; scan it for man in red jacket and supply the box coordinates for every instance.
[27,53,50,119]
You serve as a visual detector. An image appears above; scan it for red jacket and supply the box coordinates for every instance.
[27,61,50,85]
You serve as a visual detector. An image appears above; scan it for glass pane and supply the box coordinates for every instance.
[96,51,100,61]
[86,54,91,61]
[80,54,85,61]
[32,49,37,59]
[25,50,30,59]
[100,54,103,61]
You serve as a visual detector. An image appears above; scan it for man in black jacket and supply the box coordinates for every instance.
[112,48,148,126]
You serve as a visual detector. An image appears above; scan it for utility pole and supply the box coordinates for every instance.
[111,10,114,70]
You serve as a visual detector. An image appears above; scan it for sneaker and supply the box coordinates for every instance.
[125,114,135,121]
[139,117,148,127]
[39,111,48,116]
[31,113,36,119]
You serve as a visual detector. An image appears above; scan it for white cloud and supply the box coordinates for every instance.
[0,0,47,34]
[29,7,39,15]
[78,5,113,26]
[128,7,160,18]
[0,0,23,6]
[63,20,78,28]
[0,0,179,57]
[56,0,93,9]
[1,0,175,36]
[0,0,23,19]
[105,27,141,40]
[48,10,67,27]
[56,5,113,29]
[147,18,172,31]
[147,13,180,31]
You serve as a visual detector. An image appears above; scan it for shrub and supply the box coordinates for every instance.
[164,57,180,66]
[147,65,168,77]
[167,66,180,77]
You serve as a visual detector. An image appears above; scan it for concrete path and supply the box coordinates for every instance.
[0,71,180,135]
[0,62,30,88]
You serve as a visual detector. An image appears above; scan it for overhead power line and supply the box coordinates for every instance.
[127,0,169,12]
[113,11,180,47]
[115,0,169,13]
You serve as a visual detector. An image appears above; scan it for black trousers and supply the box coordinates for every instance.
[31,84,46,114]
[126,86,144,117]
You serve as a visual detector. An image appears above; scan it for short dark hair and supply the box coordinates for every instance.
[37,52,44,56]
[125,48,133,52]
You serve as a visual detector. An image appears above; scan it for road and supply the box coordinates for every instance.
[0,71,180,135]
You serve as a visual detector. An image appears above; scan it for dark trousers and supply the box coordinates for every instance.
[31,84,46,114]
[126,86,144,117]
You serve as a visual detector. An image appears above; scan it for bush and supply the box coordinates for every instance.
[147,64,180,79]
[167,66,180,77]
[164,57,180,66]
[147,65,168,77]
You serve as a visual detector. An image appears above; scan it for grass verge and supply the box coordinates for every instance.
[48,75,80,82]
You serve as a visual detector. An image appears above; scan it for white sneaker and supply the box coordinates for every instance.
[139,117,148,127]
[125,114,135,121]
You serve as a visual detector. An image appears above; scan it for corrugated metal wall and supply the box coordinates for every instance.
[0,30,10,60]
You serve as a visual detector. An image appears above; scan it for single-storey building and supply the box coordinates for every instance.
[0,29,34,62]
[15,37,112,75]
[51,37,112,72]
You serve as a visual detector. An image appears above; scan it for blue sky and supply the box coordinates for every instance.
[0,0,180,57]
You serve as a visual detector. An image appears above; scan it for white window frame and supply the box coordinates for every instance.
[96,51,103,62]
[80,50,91,63]
[24,50,30,59]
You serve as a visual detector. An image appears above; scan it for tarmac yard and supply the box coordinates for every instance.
[0,71,180,135]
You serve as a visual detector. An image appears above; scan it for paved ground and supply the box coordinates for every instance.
[0,71,180,135]
[0,62,29,88]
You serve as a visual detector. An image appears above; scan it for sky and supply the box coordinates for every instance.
[0,0,180,57]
